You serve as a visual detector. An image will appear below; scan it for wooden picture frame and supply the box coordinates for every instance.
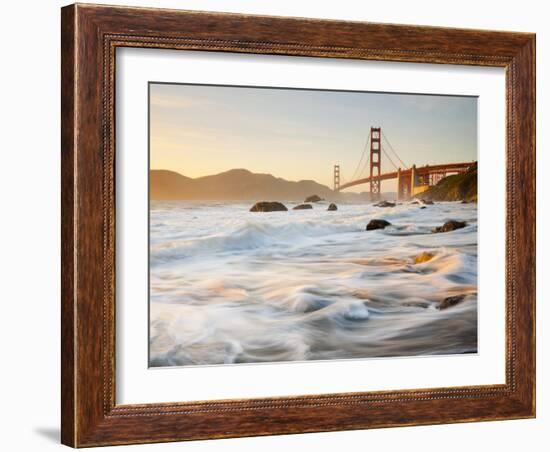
[61,3,536,447]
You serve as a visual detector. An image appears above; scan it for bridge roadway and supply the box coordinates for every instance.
[338,161,474,191]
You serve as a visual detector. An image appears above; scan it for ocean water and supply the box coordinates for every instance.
[149,200,478,367]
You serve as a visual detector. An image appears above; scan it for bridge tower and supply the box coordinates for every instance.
[369,127,381,200]
[333,165,340,191]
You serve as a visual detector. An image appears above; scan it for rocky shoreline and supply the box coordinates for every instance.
[250,197,341,212]
[250,195,468,236]
[419,163,478,203]
[248,194,473,313]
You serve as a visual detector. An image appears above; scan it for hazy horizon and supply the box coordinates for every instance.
[150,83,477,193]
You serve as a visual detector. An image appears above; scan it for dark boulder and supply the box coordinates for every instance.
[433,220,467,233]
[373,200,395,208]
[249,201,288,212]
[305,194,323,203]
[293,203,313,210]
[437,295,466,310]
[327,203,338,211]
[421,199,434,205]
[419,206,427,209]
[366,219,391,231]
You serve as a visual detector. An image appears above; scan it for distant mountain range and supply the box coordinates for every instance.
[150,169,395,202]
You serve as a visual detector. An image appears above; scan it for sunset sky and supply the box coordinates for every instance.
[149,83,477,192]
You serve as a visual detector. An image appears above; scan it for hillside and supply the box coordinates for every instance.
[150,170,195,199]
[418,163,477,202]
[150,168,378,201]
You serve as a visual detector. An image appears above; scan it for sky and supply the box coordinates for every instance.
[150,83,477,192]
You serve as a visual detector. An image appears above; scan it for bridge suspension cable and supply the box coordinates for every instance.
[381,146,399,171]
[348,134,371,183]
[337,127,409,190]
[381,130,407,169]
[357,146,371,179]
[349,130,407,182]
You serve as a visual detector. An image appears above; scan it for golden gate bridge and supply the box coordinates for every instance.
[334,127,475,200]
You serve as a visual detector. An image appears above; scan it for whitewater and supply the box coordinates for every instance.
[149,200,478,367]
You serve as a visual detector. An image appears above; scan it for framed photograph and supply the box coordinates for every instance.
[61,3,536,447]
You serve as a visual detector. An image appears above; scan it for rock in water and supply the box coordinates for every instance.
[249,201,288,212]
[327,203,338,211]
[437,295,466,310]
[293,203,313,210]
[305,194,322,203]
[410,200,420,205]
[373,200,395,208]
[421,199,434,205]
[414,252,434,264]
[433,220,467,233]
[419,206,427,209]
[366,219,391,231]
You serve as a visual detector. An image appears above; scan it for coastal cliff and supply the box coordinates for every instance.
[419,163,477,202]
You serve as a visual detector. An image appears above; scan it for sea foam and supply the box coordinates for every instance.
[149,201,478,366]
